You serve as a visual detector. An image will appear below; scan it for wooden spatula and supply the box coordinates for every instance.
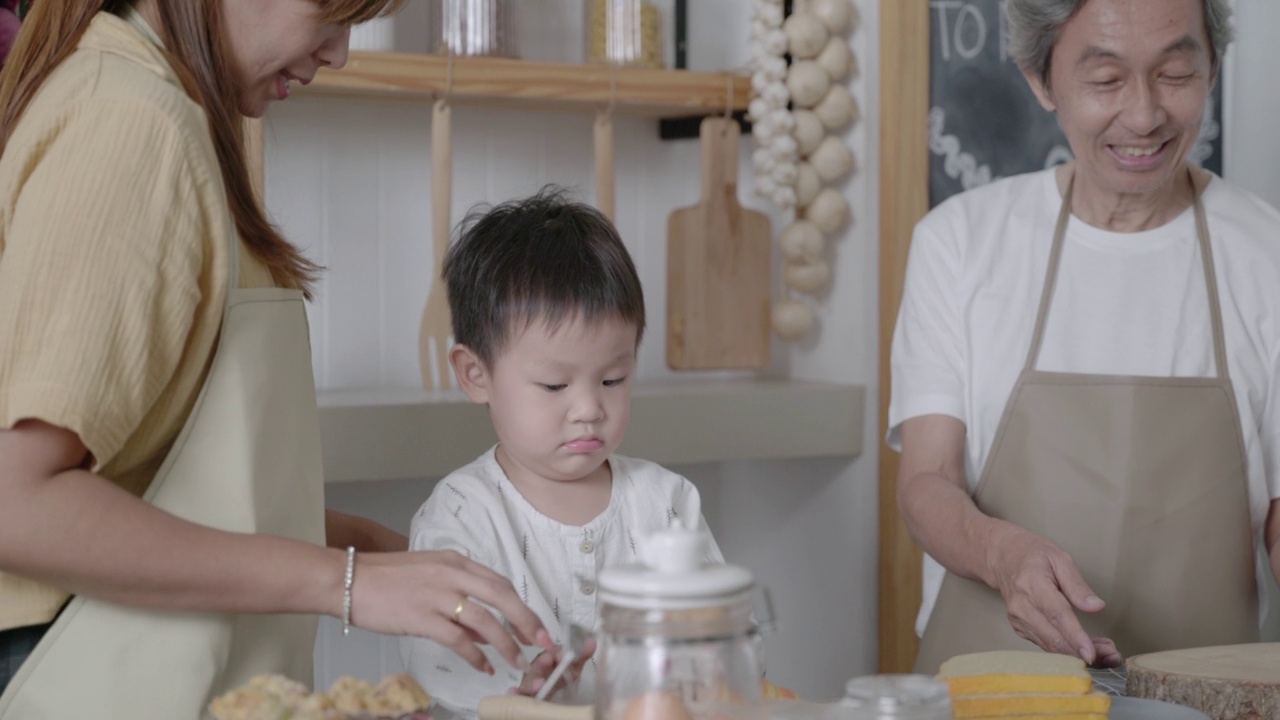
[418,99,454,390]
[666,117,772,370]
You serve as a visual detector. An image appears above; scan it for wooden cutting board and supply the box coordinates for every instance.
[666,117,772,370]
[1126,643,1280,720]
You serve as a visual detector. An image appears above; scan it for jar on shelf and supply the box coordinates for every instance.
[430,0,518,58]
[585,0,664,68]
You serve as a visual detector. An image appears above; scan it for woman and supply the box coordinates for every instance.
[890,0,1280,673]
[0,0,550,715]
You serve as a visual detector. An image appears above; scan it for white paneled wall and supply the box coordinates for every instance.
[264,0,881,700]
[268,101,763,392]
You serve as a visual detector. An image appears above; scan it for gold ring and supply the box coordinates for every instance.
[453,598,468,621]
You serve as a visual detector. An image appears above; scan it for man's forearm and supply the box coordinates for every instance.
[898,471,1021,589]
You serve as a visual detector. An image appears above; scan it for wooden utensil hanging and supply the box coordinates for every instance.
[666,117,772,369]
[418,98,454,390]
[595,69,617,223]
[594,112,615,222]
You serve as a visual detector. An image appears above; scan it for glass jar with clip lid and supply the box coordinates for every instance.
[593,524,767,720]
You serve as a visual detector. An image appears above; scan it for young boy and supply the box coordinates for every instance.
[400,189,725,718]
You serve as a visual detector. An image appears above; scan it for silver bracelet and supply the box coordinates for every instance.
[342,546,356,636]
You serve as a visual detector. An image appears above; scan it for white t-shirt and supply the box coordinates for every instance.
[888,168,1280,635]
[401,448,723,719]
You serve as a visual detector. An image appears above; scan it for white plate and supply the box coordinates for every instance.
[1111,696,1210,719]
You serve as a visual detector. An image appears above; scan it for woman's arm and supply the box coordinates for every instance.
[0,419,546,671]
[0,419,339,616]
[897,414,1116,666]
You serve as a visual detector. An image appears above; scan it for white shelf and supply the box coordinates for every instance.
[318,379,865,483]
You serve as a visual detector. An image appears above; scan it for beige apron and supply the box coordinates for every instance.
[913,170,1259,674]
[0,232,327,717]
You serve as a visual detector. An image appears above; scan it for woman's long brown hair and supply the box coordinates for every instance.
[0,0,401,297]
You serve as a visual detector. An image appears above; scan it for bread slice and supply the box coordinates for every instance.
[940,650,1091,678]
[939,650,1092,696]
[951,691,1111,719]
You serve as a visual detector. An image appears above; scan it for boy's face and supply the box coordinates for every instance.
[470,314,638,487]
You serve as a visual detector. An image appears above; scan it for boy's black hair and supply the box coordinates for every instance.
[443,186,646,367]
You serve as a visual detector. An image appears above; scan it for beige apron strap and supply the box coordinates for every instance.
[1191,175,1228,380]
[120,5,164,47]
[226,233,241,297]
[1023,172,1075,371]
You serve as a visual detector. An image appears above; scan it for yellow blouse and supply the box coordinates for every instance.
[0,12,275,630]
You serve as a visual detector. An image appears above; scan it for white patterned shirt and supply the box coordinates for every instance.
[401,448,724,719]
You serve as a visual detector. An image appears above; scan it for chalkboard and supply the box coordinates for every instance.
[928,0,1224,208]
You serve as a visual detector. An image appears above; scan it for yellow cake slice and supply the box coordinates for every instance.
[951,691,1111,719]
[957,715,1106,720]
[942,672,1094,696]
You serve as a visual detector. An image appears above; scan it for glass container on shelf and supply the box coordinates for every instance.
[431,0,518,58]
[585,0,664,68]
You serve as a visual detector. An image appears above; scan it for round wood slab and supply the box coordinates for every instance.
[1126,643,1280,720]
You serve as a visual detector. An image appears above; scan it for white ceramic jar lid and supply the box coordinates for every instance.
[598,524,754,609]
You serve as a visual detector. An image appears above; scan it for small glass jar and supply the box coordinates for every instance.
[584,0,664,68]
[833,675,953,720]
[594,526,765,720]
[431,0,518,58]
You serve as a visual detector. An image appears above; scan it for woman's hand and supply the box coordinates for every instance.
[348,550,553,674]
[984,525,1118,666]
[513,637,597,700]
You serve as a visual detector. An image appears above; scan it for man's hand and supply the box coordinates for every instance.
[985,524,1117,666]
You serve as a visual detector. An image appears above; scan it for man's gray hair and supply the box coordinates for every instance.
[1006,0,1234,86]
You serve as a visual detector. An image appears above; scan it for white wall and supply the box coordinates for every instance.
[1223,0,1280,643]
[264,0,882,700]
[1223,1,1280,208]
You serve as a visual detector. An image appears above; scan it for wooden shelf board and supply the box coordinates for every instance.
[318,379,865,483]
[301,52,751,117]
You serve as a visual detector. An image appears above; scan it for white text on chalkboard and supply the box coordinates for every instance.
[931,0,1009,63]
